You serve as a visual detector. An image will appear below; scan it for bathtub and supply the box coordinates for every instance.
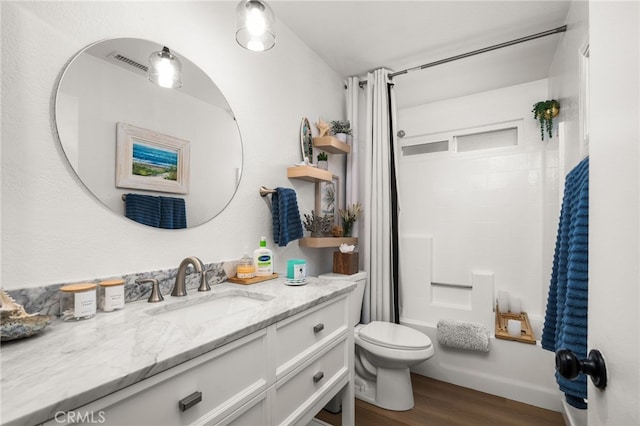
[401,317,563,412]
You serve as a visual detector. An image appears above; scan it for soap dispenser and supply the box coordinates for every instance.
[253,237,273,276]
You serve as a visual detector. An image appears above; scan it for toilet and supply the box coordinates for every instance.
[319,271,434,411]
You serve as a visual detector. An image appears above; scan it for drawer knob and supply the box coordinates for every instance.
[178,391,202,411]
[313,371,324,383]
[313,323,325,333]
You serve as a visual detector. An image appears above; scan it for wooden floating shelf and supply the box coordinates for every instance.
[287,165,333,182]
[299,237,358,248]
[313,136,351,154]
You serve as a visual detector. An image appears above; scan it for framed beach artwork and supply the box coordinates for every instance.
[116,123,190,194]
[315,174,340,226]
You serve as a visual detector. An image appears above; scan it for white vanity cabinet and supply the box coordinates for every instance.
[46,293,354,426]
[273,294,352,425]
[48,329,271,426]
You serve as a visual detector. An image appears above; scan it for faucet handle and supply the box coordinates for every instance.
[198,270,211,292]
[136,278,164,303]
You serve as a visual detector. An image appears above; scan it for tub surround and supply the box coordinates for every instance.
[5,260,232,316]
[0,277,356,426]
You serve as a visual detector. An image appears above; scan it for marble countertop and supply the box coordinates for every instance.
[0,276,356,426]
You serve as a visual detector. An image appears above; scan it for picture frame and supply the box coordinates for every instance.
[300,117,313,163]
[116,122,190,194]
[316,174,340,226]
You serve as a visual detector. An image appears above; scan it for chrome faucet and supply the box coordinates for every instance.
[171,256,210,297]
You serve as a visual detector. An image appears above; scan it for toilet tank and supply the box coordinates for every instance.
[318,271,367,326]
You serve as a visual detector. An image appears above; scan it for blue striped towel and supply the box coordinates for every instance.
[160,196,187,229]
[542,157,589,409]
[125,194,161,228]
[272,187,303,247]
[125,194,186,229]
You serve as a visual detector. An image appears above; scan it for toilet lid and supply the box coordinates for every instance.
[359,321,432,350]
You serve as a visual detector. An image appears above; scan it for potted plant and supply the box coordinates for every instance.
[532,100,560,141]
[302,211,333,237]
[317,152,328,170]
[330,120,352,142]
[339,202,362,238]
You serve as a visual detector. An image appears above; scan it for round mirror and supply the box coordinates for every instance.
[55,38,243,229]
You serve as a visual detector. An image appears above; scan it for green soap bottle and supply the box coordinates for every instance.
[253,237,273,276]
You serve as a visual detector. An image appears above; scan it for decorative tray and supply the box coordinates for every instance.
[227,273,279,285]
[494,307,536,344]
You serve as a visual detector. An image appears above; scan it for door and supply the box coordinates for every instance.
[588,2,639,424]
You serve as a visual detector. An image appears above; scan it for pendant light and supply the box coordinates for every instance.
[148,46,182,89]
[236,0,276,52]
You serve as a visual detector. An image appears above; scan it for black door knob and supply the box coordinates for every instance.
[555,349,607,389]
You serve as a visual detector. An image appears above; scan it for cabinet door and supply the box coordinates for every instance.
[53,330,269,426]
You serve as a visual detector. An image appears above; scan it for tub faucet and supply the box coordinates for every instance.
[171,256,210,297]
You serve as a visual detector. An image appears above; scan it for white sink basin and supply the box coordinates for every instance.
[144,290,272,326]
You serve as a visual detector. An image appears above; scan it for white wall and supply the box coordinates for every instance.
[1,1,346,288]
[397,79,558,325]
[547,0,589,175]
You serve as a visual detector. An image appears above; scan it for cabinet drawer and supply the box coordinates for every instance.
[274,337,348,425]
[215,390,269,426]
[275,295,348,379]
[60,330,268,426]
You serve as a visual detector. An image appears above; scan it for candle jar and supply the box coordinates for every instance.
[60,283,97,321]
[98,279,125,312]
[236,254,256,279]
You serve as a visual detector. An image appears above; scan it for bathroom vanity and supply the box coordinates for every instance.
[1,277,356,426]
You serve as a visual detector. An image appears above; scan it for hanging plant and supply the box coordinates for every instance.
[532,100,560,141]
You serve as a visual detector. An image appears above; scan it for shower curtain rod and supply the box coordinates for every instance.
[357,25,567,86]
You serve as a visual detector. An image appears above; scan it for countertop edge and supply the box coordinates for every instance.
[2,279,356,426]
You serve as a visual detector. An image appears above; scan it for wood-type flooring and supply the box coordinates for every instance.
[315,374,564,426]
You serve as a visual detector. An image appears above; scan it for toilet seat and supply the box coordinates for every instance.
[359,321,432,351]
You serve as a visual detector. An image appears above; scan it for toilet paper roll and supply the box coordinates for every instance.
[497,290,510,314]
[510,297,522,315]
[507,319,522,337]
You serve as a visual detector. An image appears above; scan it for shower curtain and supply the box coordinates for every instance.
[347,69,399,324]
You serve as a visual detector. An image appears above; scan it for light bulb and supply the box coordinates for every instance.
[247,8,266,36]
[247,39,265,52]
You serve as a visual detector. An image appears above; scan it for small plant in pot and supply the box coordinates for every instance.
[339,202,362,238]
[302,211,333,237]
[532,100,560,141]
[330,120,352,142]
[317,152,328,170]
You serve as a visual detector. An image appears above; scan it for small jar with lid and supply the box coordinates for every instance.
[59,283,97,321]
[98,279,125,312]
[236,254,256,279]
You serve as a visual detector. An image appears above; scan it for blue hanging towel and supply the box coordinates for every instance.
[542,156,589,409]
[125,194,161,228]
[125,194,187,229]
[159,196,187,229]
[272,187,304,247]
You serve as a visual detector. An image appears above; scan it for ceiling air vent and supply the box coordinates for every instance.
[105,51,148,76]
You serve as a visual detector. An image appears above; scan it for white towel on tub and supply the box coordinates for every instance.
[437,319,490,352]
